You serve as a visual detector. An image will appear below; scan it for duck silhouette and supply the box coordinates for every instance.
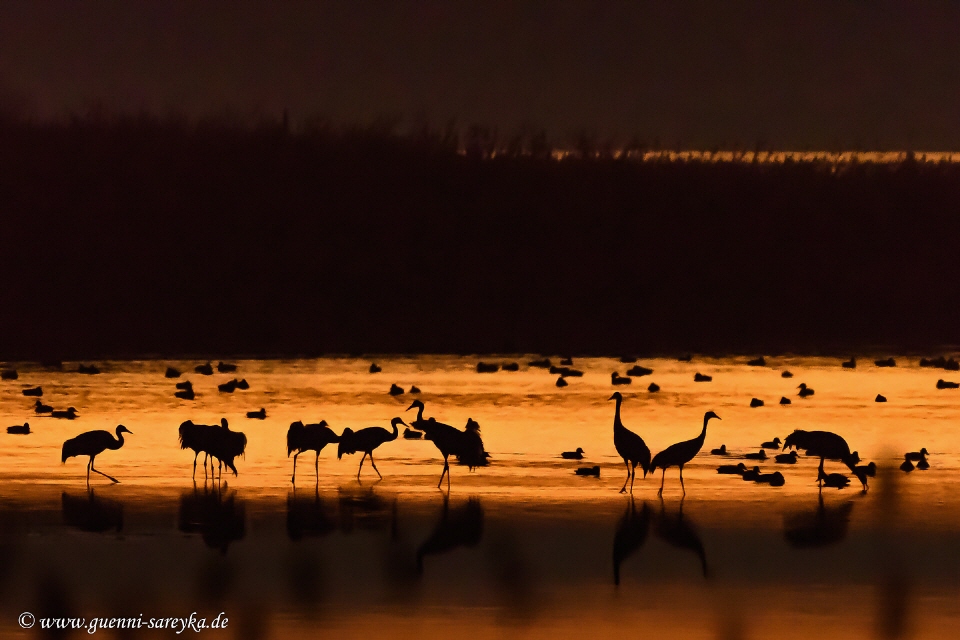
[389,383,404,396]
[626,365,653,377]
[611,372,632,385]
[936,379,959,389]
[761,437,782,449]
[51,407,79,419]
[476,362,499,373]
[875,394,887,402]
[744,449,767,461]
[165,367,181,378]
[750,398,764,408]
[369,363,382,373]
[556,377,568,388]
[875,358,896,367]
[34,399,53,414]
[246,408,266,419]
[842,357,857,369]
[747,356,766,366]
[905,448,929,461]
[562,448,585,460]
[852,462,876,490]
[717,463,747,475]
[195,362,214,375]
[797,383,814,398]
[775,451,799,464]
[818,469,850,489]
[502,362,519,371]
[22,386,42,397]
[693,372,712,382]
[216,361,237,373]
[710,444,727,456]
[648,382,660,392]
[6,423,30,434]
[781,371,794,378]
[779,396,792,405]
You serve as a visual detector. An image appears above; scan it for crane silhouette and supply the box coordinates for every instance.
[650,411,720,496]
[407,399,485,488]
[337,417,405,480]
[178,420,221,479]
[609,392,651,494]
[61,425,132,484]
[782,429,859,489]
[210,418,246,478]
[287,420,340,484]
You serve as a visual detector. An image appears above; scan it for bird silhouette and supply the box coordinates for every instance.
[0,369,18,380]
[779,396,792,405]
[904,448,928,461]
[781,370,794,378]
[51,407,79,419]
[750,398,764,407]
[246,408,266,419]
[406,400,485,488]
[610,392,651,494]
[611,372,632,385]
[716,462,747,475]
[744,449,767,460]
[797,383,814,398]
[6,422,30,434]
[212,418,247,477]
[165,366,181,378]
[650,411,721,496]
[852,462,876,490]
[741,466,762,481]
[195,362,214,375]
[782,429,859,489]
[654,498,708,578]
[77,364,100,375]
[528,358,551,368]
[647,382,660,392]
[216,361,237,373]
[755,471,785,486]
[389,383,404,396]
[34,399,53,413]
[61,425,132,484]
[502,362,520,371]
[626,365,653,377]
[613,498,651,585]
[875,357,896,367]
[561,447,585,460]
[22,386,42,397]
[576,465,600,476]
[693,372,712,382]
[174,382,195,400]
[936,379,959,389]
[761,437,782,449]
[178,420,223,479]
[337,417,405,480]
[369,362,381,373]
[710,444,727,455]
[556,377,568,388]
[747,356,766,366]
[476,362,499,373]
[817,468,850,489]
[416,494,484,574]
[875,394,887,402]
[842,357,857,369]
[775,451,799,464]
[287,420,340,484]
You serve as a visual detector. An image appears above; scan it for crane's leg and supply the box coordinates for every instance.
[818,457,825,489]
[86,458,92,485]
[314,452,320,481]
[620,460,630,493]
[658,468,666,496]
[438,456,450,489]
[192,451,199,479]
[679,464,685,495]
[357,452,366,480]
[89,456,119,483]
[370,453,382,480]
[630,462,637,494]
[291,452,299,483]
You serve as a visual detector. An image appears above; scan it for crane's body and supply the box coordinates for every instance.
[407,400,485,488]
[62,425,132,484]
[338,417,404,480]
[610,392,651,494]
[782,429,859,489]
[650,411,721,495]
[287,420,340,483]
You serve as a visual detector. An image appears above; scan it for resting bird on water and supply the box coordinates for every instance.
[609,392,651,494]
[650,411,721,496]
[337,417,405,480]
[62,425,132,484]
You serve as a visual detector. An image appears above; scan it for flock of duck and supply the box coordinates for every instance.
[0,355,946,491]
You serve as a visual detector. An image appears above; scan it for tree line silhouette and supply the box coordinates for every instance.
[2,112,958,359]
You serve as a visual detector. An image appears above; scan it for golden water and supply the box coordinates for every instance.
[0,356,958,638]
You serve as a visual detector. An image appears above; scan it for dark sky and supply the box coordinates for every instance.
[2,1,959,149]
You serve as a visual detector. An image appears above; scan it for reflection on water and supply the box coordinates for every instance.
[416,495,484,574]
[783,495,855,548]
[286,488,336,541]
[613,498,650,585]
[337,486,398,538]
[61,489,123,533]
[654,498,708,578]
[177,484,246,553]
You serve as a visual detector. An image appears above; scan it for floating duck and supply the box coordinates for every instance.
[626,365,653,377]
[619,356,637,363]
[781,371,793,378]
[195,362,213,375]
[410,385,421,394]
[747,356,766,367]
[905,448,928,461]
[6,423,30,435]
[842,358,856,369]
[175,380,193,390]
[780,396,792,405]
[677,354,692,362]
[936,379,959,389]
[575,465,600,477]
[611,372,632,385]
[174,387,195,400]
[797,383,814,398]
[741,466,762,481]
[77,364,100,375]
[235,379,249,390]
[22,386,43,397]
[528,358,551,368]
[217,361,237,373]
[775,451,799,464]
[502,362,519,371]
[875,358,896,368]
[819,470,850,489]
[761,437,782,449]
[218,380,238,393]
[562,448,585,460]
[550,366,583,377]
[717,462,747,475]
[875,394,887,402]
[694,372,712,382]
[51,407,78,420]
[34,400,53,414]
[165,367,181,378]
[744,450,768,460]
[710,444,727,456]
[750,398,764,408]
[369,363,382,373]
[246,408,266,419]
[648,382,660,392]
[389,384,405,396]
[556,377,568,388]
[1,369,18,380]
[756,471,785,486]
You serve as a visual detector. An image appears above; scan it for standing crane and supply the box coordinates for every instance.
[406,400,485,488]
[61,425,133,484]
[650,411,721,495]
[609,392,651,494]
[287,420,340,484]
[337,417,405,480]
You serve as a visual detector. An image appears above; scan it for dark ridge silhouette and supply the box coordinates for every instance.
[611,372,631,385]
[502,362,519,371]
[195,362,213,375]
[216,361,237,373]
[875,358,897,367]
[716,462,747,474]
[747,356,766,366]
[797,383,814,397]
[165,366,181,378]
[780,396,792,405]
[416,495,484,574]
[61,425,131,484]
[775,451,799,464]
[0,369,17,380]
[286,488,336,541]
[654,499,708,578]
[784,495,854,548]
[550,366,583,377]
[406,400,486,487]
[50,407,78,419]
[936,379,958,389]
[744,450,767,461]
[650,411,720,495]
[693,372,712,382]
[750,398,764,407]
[761,437,782,449]
[626,365,653,376]
[556,377,568,388]
[613,498,651,585]
[783,429,860,488]
[389,383,404,396]
[648,382,660,392]
[610,392,651,494]
[34,399,53,413]
[337,417,404,480]
[369,362,381,373]
[22,386,42,397]
[876,394,887,402]
[246,408,266,419]
[781,370,794,378]
[476,362,499,373]
[61,489,123,533]
[6,422,30,434]
[842,357,857,369]
[561,447,585,460]
[409,385,421,394]
[77,364,100,374]
[177,485,246,553]
[576,465,600,477]
[710,444,727,455]
[528,358,551,368]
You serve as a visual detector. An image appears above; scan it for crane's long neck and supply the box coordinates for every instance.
[696,416,711,447]
[613,397,624,431]
[113,430,125,450]
[389,420,399,441]
[414,404,425,423]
